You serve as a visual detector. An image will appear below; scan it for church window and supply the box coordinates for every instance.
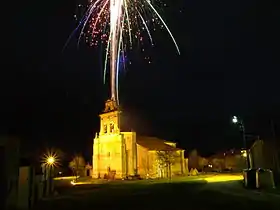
[103,124,107,133]
[110,123,114,132]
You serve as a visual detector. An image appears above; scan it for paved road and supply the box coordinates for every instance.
[34,174,280,210]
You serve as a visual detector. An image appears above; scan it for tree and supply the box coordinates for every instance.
[156,150,178,179]
[85,163,92,177]
[69,155,86,180]
[140,156,150,178]
[198,156,208,171]
[211,158,225,171]
[188,149,199,170]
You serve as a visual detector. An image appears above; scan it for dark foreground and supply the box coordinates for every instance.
[34,177,280,210]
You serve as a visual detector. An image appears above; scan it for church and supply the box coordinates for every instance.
[92,99,186,179]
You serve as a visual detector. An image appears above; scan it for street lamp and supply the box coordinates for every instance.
[232,116,250,169]
[47,156,55,166]
[44,155,57,195]
[241,150,247,157]
[232,116,238,124]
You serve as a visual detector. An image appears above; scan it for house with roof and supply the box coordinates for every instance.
[92,100,186,179]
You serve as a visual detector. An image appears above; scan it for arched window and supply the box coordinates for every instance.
[103,124,107,133]
[110,123,114,132]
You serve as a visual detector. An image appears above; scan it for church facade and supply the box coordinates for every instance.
[92,100,186,179]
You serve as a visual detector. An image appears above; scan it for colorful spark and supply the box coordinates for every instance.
[73,0,180,105]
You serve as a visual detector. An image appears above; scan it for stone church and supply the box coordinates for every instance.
[92,99,186,179]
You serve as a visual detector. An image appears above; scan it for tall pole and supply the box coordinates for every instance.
[271,120,280,175]
[240,121,250,169]
[48,166,51,194]
[43,165,47,196]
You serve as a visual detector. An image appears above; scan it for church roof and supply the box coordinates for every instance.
[136,136,182,151]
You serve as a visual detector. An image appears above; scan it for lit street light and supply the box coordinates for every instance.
[232,116,238,124]
[43,154,58,196]
[241,150,247,157]
[231,116,250,169]
[47,156,55,166]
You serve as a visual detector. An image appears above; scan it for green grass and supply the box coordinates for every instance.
[35,177,280,210]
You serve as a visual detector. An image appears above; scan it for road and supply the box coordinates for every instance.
[34,174,280,210]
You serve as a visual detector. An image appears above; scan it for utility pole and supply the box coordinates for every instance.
[232,116,251,169]
[270,120,280,177]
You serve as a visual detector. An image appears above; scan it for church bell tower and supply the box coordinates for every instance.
[99,99,121,135]
[93,99,137,179]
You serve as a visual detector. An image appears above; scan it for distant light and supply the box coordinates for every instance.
[232,116,238,124]
[208,164,213,168]
[241,150,247,157]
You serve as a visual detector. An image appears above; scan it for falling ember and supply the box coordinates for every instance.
[69,0,180,105]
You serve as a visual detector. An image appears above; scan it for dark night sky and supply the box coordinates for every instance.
[2,0,279,159]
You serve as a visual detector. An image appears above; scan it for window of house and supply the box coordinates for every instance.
[103,124,107,133]
[110,123,114,132]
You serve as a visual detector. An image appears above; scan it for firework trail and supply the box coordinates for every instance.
[72,0,180,105]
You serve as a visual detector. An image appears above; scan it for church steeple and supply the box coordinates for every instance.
[99,99,121,135]
[103,99,118,113]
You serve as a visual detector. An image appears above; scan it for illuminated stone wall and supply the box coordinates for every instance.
[122,132,137,176]
[136,146,157,178]
[93,134,124,178]
[137,145,149,177]
[171,150,185,175]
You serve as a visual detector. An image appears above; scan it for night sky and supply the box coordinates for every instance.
[3,0,279,159]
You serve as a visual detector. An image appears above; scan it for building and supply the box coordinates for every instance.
[250,139,280,171]
[1,136,44,210]
[18,158,44,209]
[249,139,280,185]
[249,140,265,169]
[92,100,186,179]
[208,148,247,172]
[0,136,20,210]
[208,152,225,171]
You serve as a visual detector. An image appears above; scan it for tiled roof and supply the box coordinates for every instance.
[136,136,181,151]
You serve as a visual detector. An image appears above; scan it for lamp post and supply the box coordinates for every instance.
[232,116,251,169]
[45,156,56,195]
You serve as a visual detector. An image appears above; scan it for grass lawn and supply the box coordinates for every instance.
[34,176,280,210]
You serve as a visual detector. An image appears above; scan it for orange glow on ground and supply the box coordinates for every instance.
[54,176,79,180]
[204,174,243,183]
[71,181,93,186]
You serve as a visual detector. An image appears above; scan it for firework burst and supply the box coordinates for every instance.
[71,0,180,104]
